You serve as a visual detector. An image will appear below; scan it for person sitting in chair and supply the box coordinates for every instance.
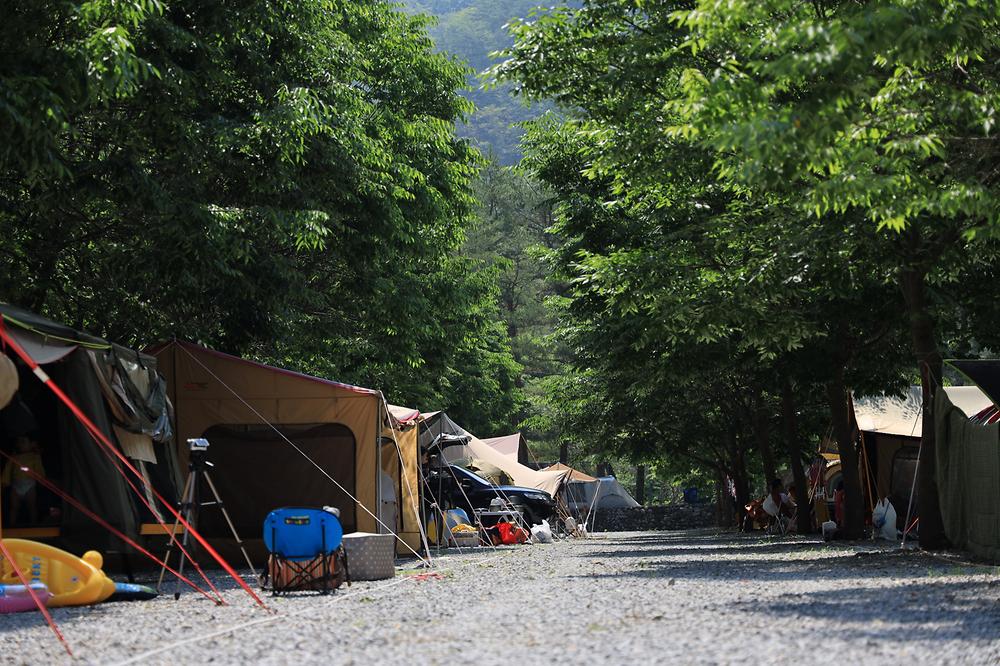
[772,479,795,514]
[762,478,796,532]
[2,434,46,526]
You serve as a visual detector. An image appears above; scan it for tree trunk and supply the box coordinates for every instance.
[558,441,568,465]
[754,402,778,489]
[780,376,812,534]
[898,266,948,548]
[825,365,866,539]
[634,465,646,505]
[715,471,734,528]
[726,425,750,526]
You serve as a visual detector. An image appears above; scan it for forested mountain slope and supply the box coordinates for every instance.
[403,0,558,163]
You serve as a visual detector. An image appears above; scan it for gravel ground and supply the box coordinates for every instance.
[3,529,1000,665]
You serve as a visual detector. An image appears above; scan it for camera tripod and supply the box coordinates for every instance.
[157,445,255,598]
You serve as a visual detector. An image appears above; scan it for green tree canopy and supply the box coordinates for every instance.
[0,0,522,433]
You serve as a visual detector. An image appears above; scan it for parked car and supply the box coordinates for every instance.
[425,463,555,526]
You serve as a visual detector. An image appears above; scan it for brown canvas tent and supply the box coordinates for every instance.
[151,341,423,556]
[852,386,992,520]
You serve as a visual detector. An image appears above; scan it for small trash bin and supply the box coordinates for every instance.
[341,532,395,580]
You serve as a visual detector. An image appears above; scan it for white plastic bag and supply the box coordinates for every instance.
[872,498,897,540]
[531,519,553,543]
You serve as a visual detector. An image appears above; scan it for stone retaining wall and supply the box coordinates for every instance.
[590,504,715,532]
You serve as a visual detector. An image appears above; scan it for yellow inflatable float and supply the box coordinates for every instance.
[0,539,115,607]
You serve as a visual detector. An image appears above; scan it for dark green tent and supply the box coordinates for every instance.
[0,304,181,552]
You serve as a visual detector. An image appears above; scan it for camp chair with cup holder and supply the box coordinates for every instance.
[261,507,349,595]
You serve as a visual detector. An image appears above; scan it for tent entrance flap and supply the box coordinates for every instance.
[201,424,357,534]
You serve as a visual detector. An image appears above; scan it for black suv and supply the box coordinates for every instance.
[425,464,556,526]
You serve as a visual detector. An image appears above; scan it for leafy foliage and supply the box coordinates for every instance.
[497,0,1000,531]
[0,0,522,434]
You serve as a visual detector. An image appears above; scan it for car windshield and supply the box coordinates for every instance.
[451,465,492,486]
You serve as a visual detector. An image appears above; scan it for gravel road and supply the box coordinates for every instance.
[2,529,999,665]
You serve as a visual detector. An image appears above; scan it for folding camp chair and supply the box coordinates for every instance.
[761,495,792,536]
[261,507,349,595]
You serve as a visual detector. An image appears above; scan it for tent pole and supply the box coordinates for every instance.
[858,430,877,513]
[426,440,498,551]
[380,395,433,564]
[587,479,603,533]
[376,406,383,534]
[413,452,436,561]
[900,401,925,550]
[901,440,922,550]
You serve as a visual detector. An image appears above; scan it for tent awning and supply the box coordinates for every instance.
[853,385,992,437]
[147,340,379,396]
[947,360,1000,407]
[542,462,598,483]
[4,327,78,364]
[387,404,420,427]
[481,433,521,458]
[422,413,567,496]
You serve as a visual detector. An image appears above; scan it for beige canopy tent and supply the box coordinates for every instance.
[151,340,423,556]
[854,386,991,437]
[481,433,532,466]
[543,462,598,483]
[420,412,567,497]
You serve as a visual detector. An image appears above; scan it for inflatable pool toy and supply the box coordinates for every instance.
[82,550,117,602]
[0,582,51,613]
[0,539,115,607]
[107,582,158,602]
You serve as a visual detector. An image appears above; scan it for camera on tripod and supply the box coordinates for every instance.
[160,436,254,596]
[186,438,213,471]
[187,438,210,451]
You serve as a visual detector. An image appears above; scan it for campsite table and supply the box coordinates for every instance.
[475,509,526,545]
[474,509,526,529]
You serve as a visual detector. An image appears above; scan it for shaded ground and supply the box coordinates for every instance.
[2,530,999,664]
